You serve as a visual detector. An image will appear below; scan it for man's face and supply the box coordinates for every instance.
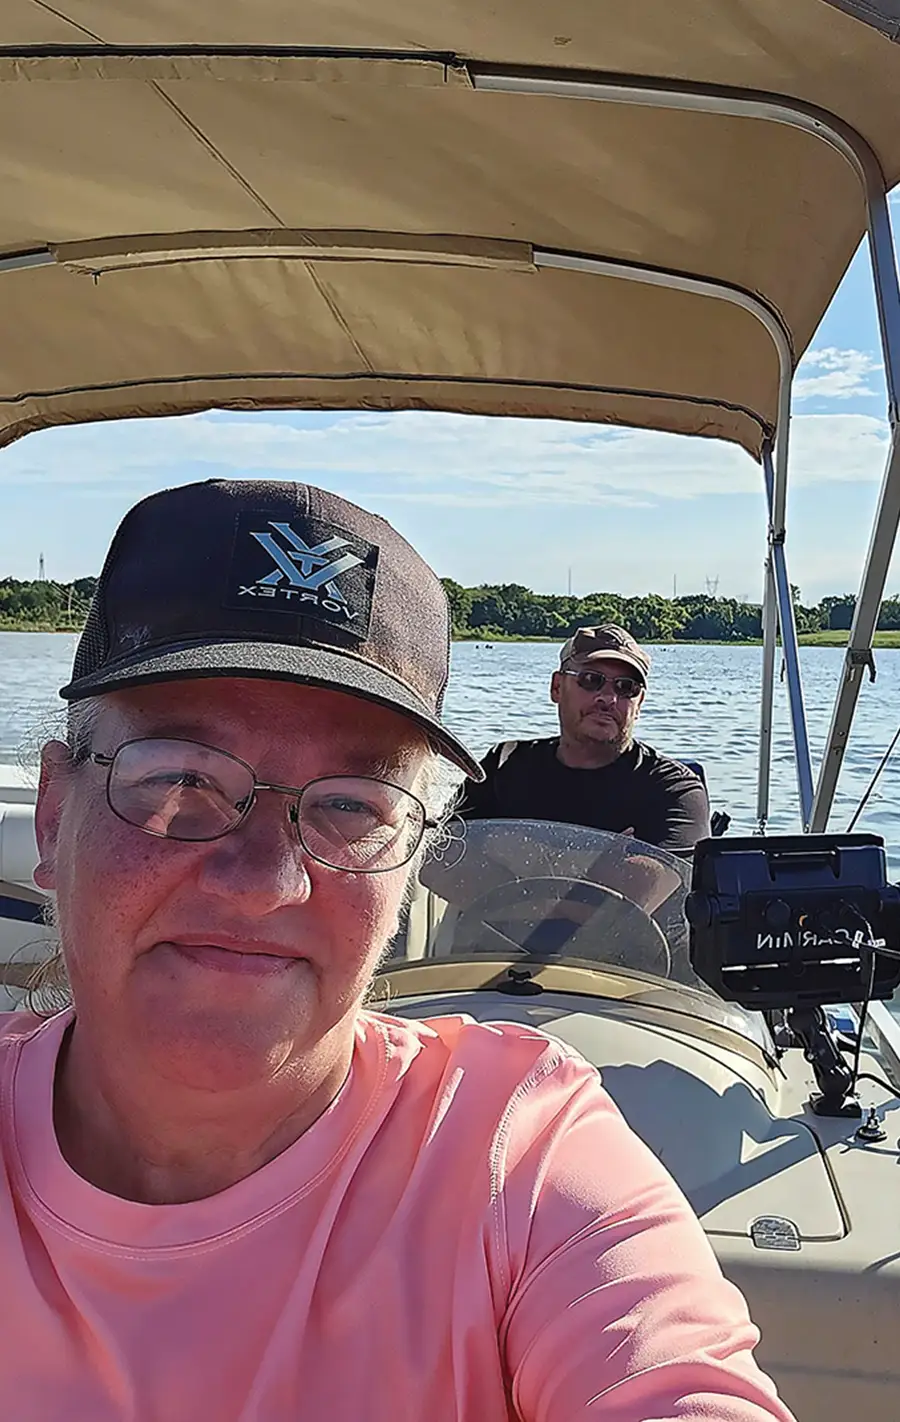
[550,656,645,753]
[34,678,429,1093]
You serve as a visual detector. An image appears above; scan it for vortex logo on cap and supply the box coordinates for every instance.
[249,522,363,604]
[224,511,378,639]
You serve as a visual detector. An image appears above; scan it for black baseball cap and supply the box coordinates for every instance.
[61,478,483,780]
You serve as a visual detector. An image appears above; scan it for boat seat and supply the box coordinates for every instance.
[673,761,730,838]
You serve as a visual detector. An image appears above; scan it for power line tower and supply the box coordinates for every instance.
[38,552,45,581]
[705,574,720,598]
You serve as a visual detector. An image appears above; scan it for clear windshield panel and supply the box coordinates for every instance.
[408,819,772,1052]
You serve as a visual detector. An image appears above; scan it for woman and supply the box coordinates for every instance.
[0,478,795,1420]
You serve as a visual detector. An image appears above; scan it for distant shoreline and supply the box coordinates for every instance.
[4,624,900,649]
[450,630,900,648]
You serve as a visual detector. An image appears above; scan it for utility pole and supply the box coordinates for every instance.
[567,566,573,596]
[38,552,45,581]
[673,574,677,598]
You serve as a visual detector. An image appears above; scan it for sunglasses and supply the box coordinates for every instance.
[561,669,644,699]
[89,737,435,873]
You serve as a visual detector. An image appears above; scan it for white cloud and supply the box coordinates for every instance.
[787,411,889,485]
[0,408,756,502]
[794,346,882,400]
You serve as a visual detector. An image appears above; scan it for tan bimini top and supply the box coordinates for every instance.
[3,1,900,458]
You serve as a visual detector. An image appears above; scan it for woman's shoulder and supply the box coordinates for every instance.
[0,1011,48,1096]
[369,1007,572,1054]
[359,1012,642,1215]
[363,1009,599,1110]
[0,1010,45,1046]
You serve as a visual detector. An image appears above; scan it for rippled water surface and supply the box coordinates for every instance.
[3,632,900,870]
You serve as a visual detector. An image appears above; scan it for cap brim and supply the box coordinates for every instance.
[565,649,648,681]
[60,640,484,781]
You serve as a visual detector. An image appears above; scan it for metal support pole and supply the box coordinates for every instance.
[810,427,900,830]
[761,442,815,829]
[757,554,778,832]
[810,185,900,831]
[771,537,815,828]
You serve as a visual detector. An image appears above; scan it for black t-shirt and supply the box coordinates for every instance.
[460,738,710,852]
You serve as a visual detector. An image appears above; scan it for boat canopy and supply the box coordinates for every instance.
[3,0,900,457]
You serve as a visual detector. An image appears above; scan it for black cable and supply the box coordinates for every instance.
[835,1031,860,1055]
[851,948,876,1092]
[847,721,900,831]
[823,904,900,1098]
[856,1070,899,1097]
[834,905,882,1096]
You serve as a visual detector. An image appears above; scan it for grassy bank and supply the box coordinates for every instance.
[0,621,83,633]
[5,622,900,648]
[796,629,900,647]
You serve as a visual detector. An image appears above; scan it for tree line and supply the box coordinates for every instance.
[0,577,98,629]
[440,581,900,641]
[3,574,900,641]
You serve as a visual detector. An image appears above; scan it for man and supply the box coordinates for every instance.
[5,481,791,1421]
[461,624,710,852]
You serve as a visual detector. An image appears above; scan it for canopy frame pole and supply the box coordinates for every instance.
[761,440,815,827]
[533,248,792,422]
[809,192,900,831]
[810,422,900,830]
[470,66,883,209]
[473,67,882,530]
[757,554,778,834]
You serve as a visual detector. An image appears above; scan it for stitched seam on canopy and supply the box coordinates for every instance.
[148,82,285,226]
[0,370,771,434]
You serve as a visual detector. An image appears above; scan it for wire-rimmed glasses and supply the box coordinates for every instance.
[89,737,435,873]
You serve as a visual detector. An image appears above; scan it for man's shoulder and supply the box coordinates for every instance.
[633,742,708,790]
[482,736,557,774]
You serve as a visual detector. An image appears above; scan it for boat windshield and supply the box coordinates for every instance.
[400,818,772,1053]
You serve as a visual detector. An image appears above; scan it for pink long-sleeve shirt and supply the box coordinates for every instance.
[0,1008,795,1421]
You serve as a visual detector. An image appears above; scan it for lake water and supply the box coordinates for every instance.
[3,631,900,872]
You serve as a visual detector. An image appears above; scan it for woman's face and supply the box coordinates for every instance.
[34,678,430,1091]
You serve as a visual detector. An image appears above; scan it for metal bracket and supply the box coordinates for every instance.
[848,647,877,683]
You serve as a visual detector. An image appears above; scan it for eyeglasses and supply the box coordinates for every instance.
[561,669,644,699]
[89,738,435,874]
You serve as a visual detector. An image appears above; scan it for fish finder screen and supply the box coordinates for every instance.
[686,834,900,1009]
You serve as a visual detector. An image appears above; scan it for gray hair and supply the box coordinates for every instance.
[24,695,464,1014]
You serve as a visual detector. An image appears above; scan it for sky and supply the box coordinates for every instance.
[2,200,899,607]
